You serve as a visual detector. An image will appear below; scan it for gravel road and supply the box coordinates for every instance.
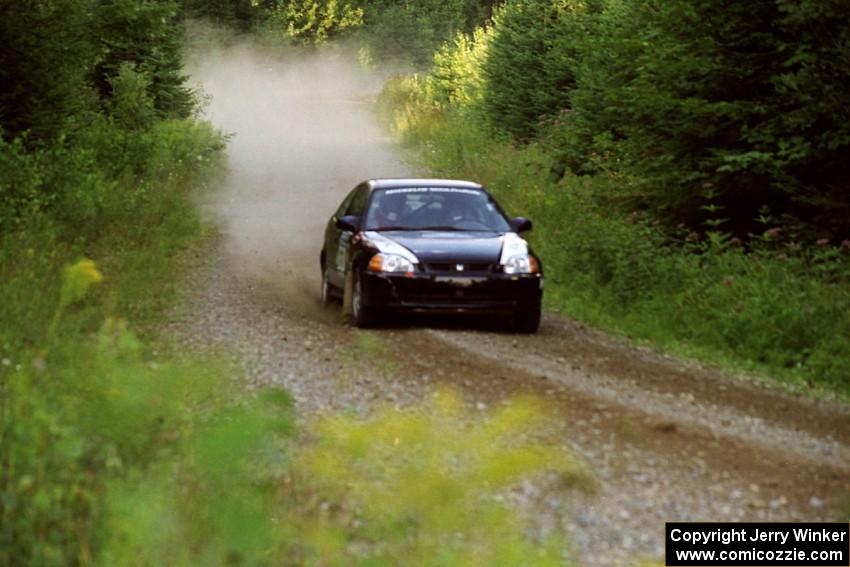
[174,38,850,566]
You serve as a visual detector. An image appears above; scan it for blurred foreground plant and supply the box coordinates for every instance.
[47,258,104,339]
[281,390,585,566]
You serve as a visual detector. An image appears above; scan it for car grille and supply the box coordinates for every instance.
[394,276,518,308]
[423,262,494,274]
[404,288,508,303]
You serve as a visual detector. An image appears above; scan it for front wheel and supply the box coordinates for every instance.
[320,266,337,306]
[512,299,541,334]
[351,271,381,328]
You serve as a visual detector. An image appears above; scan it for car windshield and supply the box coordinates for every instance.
[363,187,512,232]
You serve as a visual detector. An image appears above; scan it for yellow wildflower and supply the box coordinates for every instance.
[60,258,104,308]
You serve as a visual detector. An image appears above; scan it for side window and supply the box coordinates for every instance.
[345,185,369,216]
[335,186,358,218]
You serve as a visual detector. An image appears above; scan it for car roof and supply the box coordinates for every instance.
[365,178,484,191]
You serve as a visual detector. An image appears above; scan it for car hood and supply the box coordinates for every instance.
[378,231,506,264]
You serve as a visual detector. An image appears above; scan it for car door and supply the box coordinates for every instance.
[326,184,368,287]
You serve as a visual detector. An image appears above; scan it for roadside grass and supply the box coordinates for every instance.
[377,76,850,400]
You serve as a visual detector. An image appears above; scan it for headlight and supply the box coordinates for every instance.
[368,253,415,275]
[503,254,540,274]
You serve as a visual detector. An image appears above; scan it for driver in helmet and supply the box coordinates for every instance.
[369,193,404,229]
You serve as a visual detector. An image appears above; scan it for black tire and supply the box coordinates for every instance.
[512,299,541,334]
[320,265,338,306]
[351,271,381,328]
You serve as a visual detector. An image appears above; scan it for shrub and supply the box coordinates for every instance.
[480,0,598,140]
[430,26,492,110]
[548,0,850,236]
[265,0,365,44]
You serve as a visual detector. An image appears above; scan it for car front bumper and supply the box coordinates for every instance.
[360,271,543,312]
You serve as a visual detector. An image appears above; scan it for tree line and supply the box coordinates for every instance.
[0,0,210,233]
[429,0,850,241]
[1,0,192,143]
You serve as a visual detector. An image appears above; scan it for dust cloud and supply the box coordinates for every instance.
[185,33,411,312]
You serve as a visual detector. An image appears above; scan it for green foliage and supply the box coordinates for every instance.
[0,118,222,355]
[0,117,222,237]
[0,14,225,547]
[180,0,268,30]
[0,111,232,563]
[96,389,293,566]
[89,389,582,566]
[0,134,107,232]
[0,138,50,229]
[357,0,473,68]
[282,390,583,565]
[376,74,443,149]
[480,0,596,140]
[0,0,98,141]
[93,0,194,120]
[0,0,195,145]
[598,0,850,234]
[362,3,438,67]
[0,0,204,238]
[107,64,157,131]
[1,304,292,566]
[267,0,365,44]
[431,26,492,109]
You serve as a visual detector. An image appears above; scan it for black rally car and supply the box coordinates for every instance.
[320,178,543,332]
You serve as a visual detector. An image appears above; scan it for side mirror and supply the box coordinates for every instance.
[335,215,360,232]
[510,217,533,233]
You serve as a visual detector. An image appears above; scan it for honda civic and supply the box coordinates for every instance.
[320,178,543,332]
